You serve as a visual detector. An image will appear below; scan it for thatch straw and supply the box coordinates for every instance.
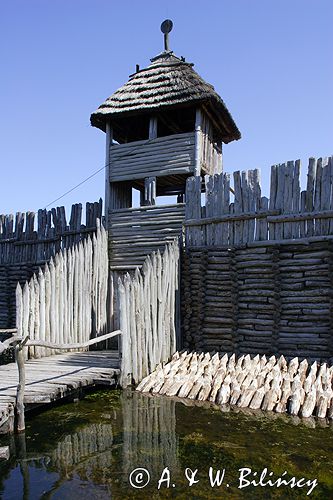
[91,52,240,144]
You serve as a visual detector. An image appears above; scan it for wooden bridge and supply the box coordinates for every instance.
[0,332,121,434]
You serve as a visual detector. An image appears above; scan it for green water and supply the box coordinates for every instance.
[0,389,332,499]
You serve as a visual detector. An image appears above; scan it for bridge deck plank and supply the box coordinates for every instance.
[0,350,120,433]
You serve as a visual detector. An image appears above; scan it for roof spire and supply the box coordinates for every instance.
[161,19,173,52]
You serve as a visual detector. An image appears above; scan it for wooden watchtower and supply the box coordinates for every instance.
[90,20,240,272]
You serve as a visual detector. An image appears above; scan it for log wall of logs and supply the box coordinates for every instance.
[0,264,41,328]
[182,241,333,361]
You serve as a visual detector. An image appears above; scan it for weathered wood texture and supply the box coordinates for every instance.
[138,351,333,419]
[0,351,119,433]
[12,330,121,432]
[109,204,184,269]
[0,200,103,328]
[109,132,195,182]
[15,221,109,359]
[182,242,333,361]
[199,112,222,175]
[118,240,179,387]
[185,157,333,246]
[0,200,103,264]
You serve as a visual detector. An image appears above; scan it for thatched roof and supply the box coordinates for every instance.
[91,52,241,144]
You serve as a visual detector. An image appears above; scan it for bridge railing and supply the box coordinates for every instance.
[0,329,122,433]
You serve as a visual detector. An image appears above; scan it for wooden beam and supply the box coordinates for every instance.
[267,210,333,222]
[202,104,226,139]
[185,210,281,226]
[185,234,333,250]
[194,108,203,176]
[110,202,185,214]
[105,122,113,229]
[25,330,122,350]
[143,177,157,206]
[0,335,21,354]
[149,117,158,139]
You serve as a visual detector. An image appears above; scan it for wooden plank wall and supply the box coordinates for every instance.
[118,240,179,387]
[16,221,108,359]
[185,157,333,246]
[109,132,195,182]
[200,114,222,175]
[109,204,184,269]
[0,199,103,265]
[0,200,102,328]
[182,241,333,361]
[182,156,333,360]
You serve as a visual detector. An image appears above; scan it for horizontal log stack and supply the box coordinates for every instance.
[137,350,333,420]
[109,204,184,270]
[0,264,41,329]
[279,243,332,359]
[109,132,195,182]
[182,157,333,361]
[182,241,333,361]
[235,247,278,356]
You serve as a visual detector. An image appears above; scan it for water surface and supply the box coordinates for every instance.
[0,389,332,499]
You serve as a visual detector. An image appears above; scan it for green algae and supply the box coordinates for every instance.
[0,389,332,499]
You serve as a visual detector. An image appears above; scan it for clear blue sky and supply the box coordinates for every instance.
[1,0,332,218]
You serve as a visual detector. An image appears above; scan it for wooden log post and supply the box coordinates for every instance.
[149,116,158,139]
[194,109,203,176]
[143,177,157,206]
[11,330,122,433]
[15,336,29,433]
[105,122,113,228]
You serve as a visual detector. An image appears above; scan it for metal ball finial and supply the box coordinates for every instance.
[161,19,173,51]
[161,19,173,34]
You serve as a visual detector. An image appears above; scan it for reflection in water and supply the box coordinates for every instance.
[0,390,332,499]
[1,424,115,499]
[49,423,113,471]
[122,391,178,480]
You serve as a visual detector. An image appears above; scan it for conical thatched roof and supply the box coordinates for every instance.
[91,52,240,144]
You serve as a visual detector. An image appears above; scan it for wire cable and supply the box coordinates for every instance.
[43,163,108,209]
[43,137,154,209]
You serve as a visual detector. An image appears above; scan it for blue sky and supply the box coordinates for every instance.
[1,0,332,218]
